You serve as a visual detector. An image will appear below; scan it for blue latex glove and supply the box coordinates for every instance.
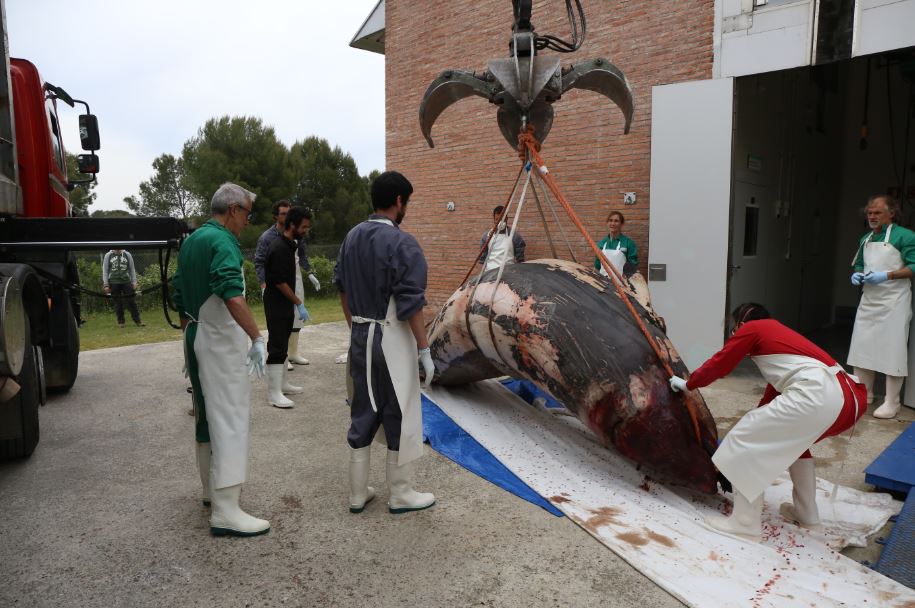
[296,302,310,322]
[669,376,688,393]
[246,337,266,378]
[862,271,889,285]
[850,272,865,286]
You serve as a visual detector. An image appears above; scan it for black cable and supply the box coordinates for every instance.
[159,246,181,330]
[533,0,586,53]
[888,65,902,187]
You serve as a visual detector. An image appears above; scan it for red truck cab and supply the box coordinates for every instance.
[8,58,71,218]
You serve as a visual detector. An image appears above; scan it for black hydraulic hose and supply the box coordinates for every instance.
[159,246,181,330]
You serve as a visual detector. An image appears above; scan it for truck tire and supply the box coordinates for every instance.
[43,297,79,393]
[0,320,40,460]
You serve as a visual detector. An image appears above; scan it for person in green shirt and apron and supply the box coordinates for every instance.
[848,195,915,420]
[173,182,270,537]
[594,210,638,277]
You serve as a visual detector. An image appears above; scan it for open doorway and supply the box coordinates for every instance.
[729,49,915,367]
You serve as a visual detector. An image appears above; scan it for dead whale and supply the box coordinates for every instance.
[427,259,719,494]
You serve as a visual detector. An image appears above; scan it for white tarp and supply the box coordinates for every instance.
[425,380,915,607]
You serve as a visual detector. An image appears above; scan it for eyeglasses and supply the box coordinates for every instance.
[232,203,253,222]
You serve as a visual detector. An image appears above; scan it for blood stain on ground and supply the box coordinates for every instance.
[550,495,571,504]
[644,528,676,548]
[582,506,625,532]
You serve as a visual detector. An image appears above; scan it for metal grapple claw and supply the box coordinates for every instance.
[419,55,634,149]
[419,70,497,149]
[561,58,634,134]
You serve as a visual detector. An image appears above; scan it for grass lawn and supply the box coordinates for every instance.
[79,298,345,351]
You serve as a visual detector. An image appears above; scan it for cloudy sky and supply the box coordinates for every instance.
[7,0,386,211]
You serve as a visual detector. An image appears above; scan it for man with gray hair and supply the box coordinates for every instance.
[173,182,270,537]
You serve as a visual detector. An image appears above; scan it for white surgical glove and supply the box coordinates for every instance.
[296,302,310,322]
[669,376,688,393]
[418,347,435,389]
[307,273,321,291]
[246,337,266,378]
[850,272,865,286]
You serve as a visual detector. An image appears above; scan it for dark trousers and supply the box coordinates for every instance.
[110,283,141,324]
[266,314,293,364]
[347,325,402,450]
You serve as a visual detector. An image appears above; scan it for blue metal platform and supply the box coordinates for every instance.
[864,422,915,494]
[874,488,915,589]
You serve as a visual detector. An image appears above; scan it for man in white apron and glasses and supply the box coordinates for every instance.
[848,195,915,419]
[671,303,866,541]
[479,204,526,273]
[334,171,436,514]
[174,183,270,537]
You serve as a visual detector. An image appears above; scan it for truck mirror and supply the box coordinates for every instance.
[77,153,99,174]
[79,114,100,151]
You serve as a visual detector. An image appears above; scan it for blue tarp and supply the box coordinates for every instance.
[421,391,564,517]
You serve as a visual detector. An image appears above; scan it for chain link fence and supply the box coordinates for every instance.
[74,243,340,316]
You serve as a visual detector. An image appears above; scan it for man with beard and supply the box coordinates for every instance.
[333,171,436,515]
[263,206,312,408]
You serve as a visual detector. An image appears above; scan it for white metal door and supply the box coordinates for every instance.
[853,0,915,57]
[729,181,773,312]
[649,78,734,371]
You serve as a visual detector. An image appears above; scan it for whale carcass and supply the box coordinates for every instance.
[427,259,719,494]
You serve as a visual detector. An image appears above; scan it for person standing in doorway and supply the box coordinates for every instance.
[255,200,320,367]
[479,204,526,273]
[594,211,638,278]
[102,248,144,327]
[334,171,436,515]
[173,182,270,537]
[848,195,915,419]
[263,206,312,409]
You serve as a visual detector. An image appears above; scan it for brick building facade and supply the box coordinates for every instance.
[382,0,714,310]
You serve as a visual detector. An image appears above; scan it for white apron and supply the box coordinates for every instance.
[192,294,251,489]
[712,354,860,502]
[484,232,515,273]
[292,250,305,330]
[847,225,912,376]
[350,218,424,466]
[599,240,626,277]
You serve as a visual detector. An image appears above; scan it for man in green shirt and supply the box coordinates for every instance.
[848,194,915,419]
[173,182,270,537]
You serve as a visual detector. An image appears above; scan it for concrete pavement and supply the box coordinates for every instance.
[0,321,909,607]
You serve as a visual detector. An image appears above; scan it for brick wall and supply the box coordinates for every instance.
[385,0,714,311]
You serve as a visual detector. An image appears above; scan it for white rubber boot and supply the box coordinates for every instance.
[282,365,303,395]
[286,359,293,371]
[209,484,270,537]
[705,490,763,541]
[386,449,435,514]
[196,442,211,507]
[874,375,903,419]
[780,458,820,527]
[348,446,376,513]
[288,332,310,365]
[853,367,875,404]
[267,364,294,408]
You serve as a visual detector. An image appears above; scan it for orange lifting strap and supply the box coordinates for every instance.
[513,129,705,444]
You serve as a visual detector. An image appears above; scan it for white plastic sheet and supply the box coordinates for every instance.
[425,380,915,607]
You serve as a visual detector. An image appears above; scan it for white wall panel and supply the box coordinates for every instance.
[854,0,915,57]
[649,79,734,370]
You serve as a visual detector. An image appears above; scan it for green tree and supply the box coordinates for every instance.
[90,209,134,218]
[66,153,97,216]
[181,116,294,225]
[125,154,201,219]
[288,136,371,243]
